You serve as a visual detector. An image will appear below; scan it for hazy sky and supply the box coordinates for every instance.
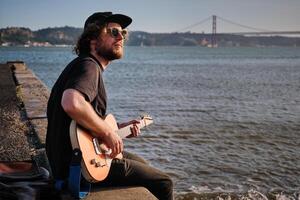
[1,0,299,33]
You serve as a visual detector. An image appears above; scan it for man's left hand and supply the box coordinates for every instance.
[118,120,141,138]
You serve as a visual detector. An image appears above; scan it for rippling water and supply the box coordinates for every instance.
[1,46,300,199]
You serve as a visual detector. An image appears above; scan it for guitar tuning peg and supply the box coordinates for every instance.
[139,113,149,119]
[139,114,144,119]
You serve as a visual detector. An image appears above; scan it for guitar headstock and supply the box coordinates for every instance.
[140,114,154,126]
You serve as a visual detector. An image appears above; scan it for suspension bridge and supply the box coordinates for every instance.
[176,15,300,47]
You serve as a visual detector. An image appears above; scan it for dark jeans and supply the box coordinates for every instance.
[94,151,173,200]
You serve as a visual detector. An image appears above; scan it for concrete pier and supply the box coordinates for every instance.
[0,61,157,200]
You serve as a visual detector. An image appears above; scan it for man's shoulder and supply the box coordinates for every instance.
[74,55,102,70]
[65,56,100,72]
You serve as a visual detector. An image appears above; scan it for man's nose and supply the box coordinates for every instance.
[116,32,124,40]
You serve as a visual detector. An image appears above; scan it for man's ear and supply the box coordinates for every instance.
[90,40,97,46]
[90,39,97,51]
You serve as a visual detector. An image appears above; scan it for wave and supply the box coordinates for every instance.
[175,189,300,200]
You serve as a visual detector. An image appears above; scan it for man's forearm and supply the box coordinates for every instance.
[61,89,111,138]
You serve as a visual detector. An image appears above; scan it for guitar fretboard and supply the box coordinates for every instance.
[116,120,148,138]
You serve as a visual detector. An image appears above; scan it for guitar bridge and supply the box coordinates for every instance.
[92,138,111,155]
[92,138,102,155]
[92,138,110,167]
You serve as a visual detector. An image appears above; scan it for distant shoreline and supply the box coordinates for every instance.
[1,26,300,47]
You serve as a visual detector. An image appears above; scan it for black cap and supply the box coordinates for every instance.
[84,12,132,29]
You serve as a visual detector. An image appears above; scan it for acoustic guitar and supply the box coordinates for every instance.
[69,114,153,182]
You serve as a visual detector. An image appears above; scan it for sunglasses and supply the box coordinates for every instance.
[106,27,128,39]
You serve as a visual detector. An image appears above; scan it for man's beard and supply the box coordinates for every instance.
[95,41,123,61]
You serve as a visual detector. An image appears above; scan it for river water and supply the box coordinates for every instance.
[1,46,300,199]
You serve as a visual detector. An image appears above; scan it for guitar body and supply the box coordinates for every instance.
[69,114,118,182]
[69,114,153,183]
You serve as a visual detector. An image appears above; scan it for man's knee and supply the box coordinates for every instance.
[161,175,173,192]
[160,176,174,200]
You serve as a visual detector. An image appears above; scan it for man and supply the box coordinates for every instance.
[46,12,173,199]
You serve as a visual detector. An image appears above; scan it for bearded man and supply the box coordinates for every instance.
[46,12,173,200]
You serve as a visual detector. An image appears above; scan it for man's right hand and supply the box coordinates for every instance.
[103,130,123,158]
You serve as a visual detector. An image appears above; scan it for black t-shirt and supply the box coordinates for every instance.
[46,54,107,179]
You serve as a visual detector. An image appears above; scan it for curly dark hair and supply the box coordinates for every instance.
[74,23,106,55]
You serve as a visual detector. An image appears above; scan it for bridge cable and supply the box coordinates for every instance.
[216,16,275,32]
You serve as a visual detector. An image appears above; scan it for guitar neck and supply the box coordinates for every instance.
[116,120,148,139]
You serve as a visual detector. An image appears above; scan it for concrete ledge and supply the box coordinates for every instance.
[7,61,157,200]
[0,63,31,161]
[30,118,47,145]
[88,186,157,200]
[61,187,157,200]
[10,62,49,146]
[7,60,27,71]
